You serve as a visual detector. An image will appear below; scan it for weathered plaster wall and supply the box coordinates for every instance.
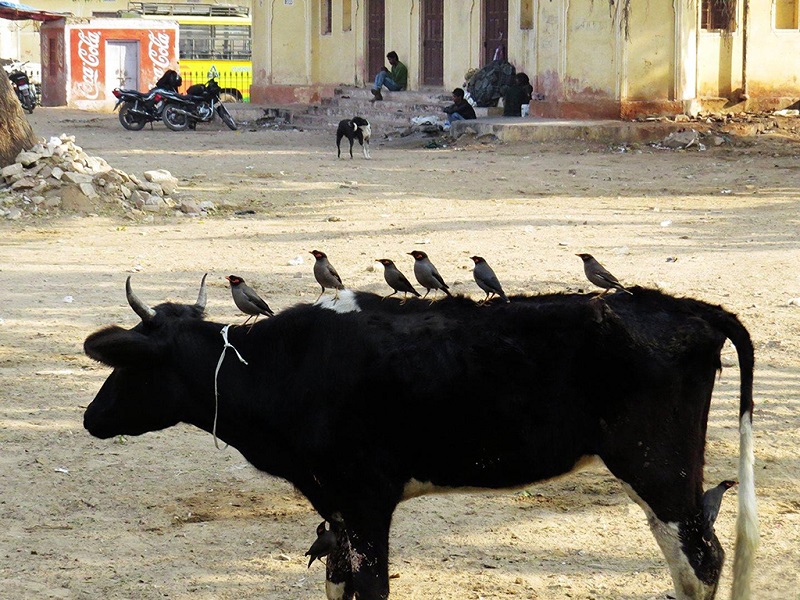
[626,1,675,100]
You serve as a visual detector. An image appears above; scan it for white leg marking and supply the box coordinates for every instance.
[325,580,346,600]
[315,289,361,313]
[732,411,759,600]
[621,483,715,600]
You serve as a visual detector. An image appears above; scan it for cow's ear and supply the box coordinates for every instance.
[84,326,161,368]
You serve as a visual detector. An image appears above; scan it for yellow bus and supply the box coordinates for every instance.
[130,2,252,102]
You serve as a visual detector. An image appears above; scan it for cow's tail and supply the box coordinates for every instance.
[707,308,758,600]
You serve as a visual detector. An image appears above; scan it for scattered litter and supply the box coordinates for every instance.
[326,216,344,222]
[653,129,699,150]
[288,255,304,266]
[666,256,678,263]
[720,189,732,195]
[773,109,799,117]
[788,298,800,306]
[413,239,431,245]
[54,467,70,474]
[276,553,292,562]
[613,246,630,255]
[63,295,74,303]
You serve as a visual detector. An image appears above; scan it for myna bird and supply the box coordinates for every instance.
[702,480,737,541]
[377,258,420,303]
[576,253,633,295]
[310,250,345,301]
[409,250,452,300]
[470,256,509,304]
[305,520,338,568]
[226,275,274,328]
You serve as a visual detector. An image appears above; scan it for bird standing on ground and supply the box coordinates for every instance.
[226,275,274,328]
[310,250,345,301]
[377,258,420,303]
[409,250,452,300]
[470,256,509,303]
[702,480,737,542]
[576,253,633,295]
[305,520,338,567]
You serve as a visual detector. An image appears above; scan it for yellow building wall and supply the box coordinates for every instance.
[748,0,800,97]
[443,0,481,87]
[565,0,617,98]
[697,0,800,102]
[625,0,675,100]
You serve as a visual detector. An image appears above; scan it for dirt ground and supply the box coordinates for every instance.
[1,108,799,600]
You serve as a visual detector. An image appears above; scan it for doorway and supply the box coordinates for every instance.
[421,0,443,86]
[367,0,386,84]
[483,0,508,65]
[106,41,139,91]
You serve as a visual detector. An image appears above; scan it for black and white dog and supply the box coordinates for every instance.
[336,116,371,159]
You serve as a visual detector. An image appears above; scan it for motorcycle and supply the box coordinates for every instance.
[162,78,237,132]
[112,69,183,131]
[5,62,37,114]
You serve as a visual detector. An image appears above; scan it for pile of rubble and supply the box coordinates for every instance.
[0,135,211,220]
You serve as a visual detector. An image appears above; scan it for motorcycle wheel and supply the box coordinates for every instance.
[23,100,34,114]
[217,105,238,131]
[163,104,190,132]
[118,102,147,131]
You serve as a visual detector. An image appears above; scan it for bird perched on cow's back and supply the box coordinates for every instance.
[576,253,633,296]
[470,256,509,304]
[226,275,274,328]
[409,250,452,301]
[305,520,338,568]
[702,480,737,541]
[310,250,345,301]
[377,258,420,303]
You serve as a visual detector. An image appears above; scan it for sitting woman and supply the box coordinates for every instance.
[503,72,533,117]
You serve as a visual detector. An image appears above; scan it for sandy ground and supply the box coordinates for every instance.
[1,108,799,600]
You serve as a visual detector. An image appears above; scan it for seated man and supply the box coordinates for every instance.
[371,51,408,101]
[443,87,477,128]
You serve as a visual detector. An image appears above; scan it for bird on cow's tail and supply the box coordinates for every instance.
[305,520,338,568]
[226,275,274,329]
[409,250,452,301]
[576,253,633,296]
[702,479,737,542]
[310,250,345,301]
[377,258,420,303]
[470,256,509,304]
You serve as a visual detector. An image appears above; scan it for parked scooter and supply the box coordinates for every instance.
[112,69,182,131]
[162,78,237,132]
[4,62,37,113]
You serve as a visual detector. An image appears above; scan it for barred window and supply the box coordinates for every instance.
[701,0,736,31]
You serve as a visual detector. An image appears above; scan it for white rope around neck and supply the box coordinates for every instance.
[213,324,248,449]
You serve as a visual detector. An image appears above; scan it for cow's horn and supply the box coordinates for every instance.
[126,276,156,321]
[195,273,208,312]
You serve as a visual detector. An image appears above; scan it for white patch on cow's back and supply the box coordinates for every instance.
[401,454,603,501]
[621,483,715,600]
[315,289,361,313]
[325,580,345,600]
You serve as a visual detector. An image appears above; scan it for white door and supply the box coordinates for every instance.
[106,41,139,91]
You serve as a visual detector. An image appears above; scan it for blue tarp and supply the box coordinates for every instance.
[0,0,64,21]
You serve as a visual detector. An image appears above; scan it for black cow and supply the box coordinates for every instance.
[83,278,757,600]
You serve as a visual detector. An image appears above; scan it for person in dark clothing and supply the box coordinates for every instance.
[503,72,533,117]
[443,87,477,127]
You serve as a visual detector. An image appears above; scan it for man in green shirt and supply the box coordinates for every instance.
[371,51,407,101]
